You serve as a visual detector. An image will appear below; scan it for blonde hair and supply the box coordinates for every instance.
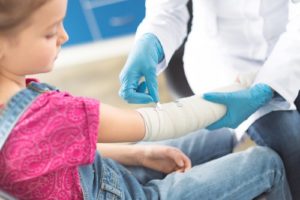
[0,0,49,34]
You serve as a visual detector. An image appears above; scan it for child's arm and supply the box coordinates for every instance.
[97,143,191,173]
[137,83,247,141]
[98,103,145,142]
[98,74,254,142]
[98,84,244,142]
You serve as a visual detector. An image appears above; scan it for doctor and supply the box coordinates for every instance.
[119,0,300,198]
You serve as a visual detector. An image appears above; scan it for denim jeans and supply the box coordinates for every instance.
[79,130,292,200]
[248,110,300,199]
[125,128,234,184]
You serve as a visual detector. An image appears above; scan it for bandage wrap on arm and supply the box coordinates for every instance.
[137,82,249,141]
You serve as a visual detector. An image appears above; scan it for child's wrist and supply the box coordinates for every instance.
[130,145,146,166]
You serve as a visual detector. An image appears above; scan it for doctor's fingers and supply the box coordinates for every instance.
[145,73,159,103]
[206,113,239,130]
[119,87,154,104]
[203,92,233,104]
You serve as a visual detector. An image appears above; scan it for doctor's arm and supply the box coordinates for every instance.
[203,2,300,130]
[253,2,300,105]
[119,0,190,104]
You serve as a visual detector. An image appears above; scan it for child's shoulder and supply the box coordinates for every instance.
[2,78,100,127]
[21,79,71,107]
[26,79,97,103]
[28,81,99,114]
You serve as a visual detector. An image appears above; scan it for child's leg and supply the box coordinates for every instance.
[247,110,300,199]
[125,128,235,184]
[143,146,292,200]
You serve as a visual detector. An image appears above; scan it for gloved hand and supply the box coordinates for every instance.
[119,33,164,104]
[203,83,273,130]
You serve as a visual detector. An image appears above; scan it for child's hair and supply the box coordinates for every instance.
[0,0,50,34]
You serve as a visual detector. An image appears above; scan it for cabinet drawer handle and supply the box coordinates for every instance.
[84,0,127,9]
[109,15,135,26]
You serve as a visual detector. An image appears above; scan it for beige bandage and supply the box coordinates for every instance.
[137,82,251,141]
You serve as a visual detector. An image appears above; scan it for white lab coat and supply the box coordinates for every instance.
[135,0,300,135]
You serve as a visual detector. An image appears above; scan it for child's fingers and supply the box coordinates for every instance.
[177,149,191,169]
[182,154,192,172]
[175,168,185,173]
[175,158,191,173]
[170,148,191,171]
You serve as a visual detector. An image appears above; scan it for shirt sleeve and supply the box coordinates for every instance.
[1,91,99,182]
[254,2,300,106]
[135,0,190,71]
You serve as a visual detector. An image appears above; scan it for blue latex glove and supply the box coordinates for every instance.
[203,83,273,130]
[119,33,164,104]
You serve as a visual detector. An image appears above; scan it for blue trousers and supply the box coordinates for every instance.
[122,129,291,200]
[79,129,291,199]
[248,110,300,199]
[125,128,234,184]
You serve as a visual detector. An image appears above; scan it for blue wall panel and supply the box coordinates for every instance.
[64,1,93,46]
[64,0,145,47]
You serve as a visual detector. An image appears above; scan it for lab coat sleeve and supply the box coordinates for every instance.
[135,0,190,72]
[254,2,300,106]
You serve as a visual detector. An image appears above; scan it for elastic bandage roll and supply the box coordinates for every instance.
[137,79,253,141]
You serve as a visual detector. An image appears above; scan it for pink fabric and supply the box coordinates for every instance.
[0,90,99,200]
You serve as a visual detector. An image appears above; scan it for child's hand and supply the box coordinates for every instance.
[139,145,191,174]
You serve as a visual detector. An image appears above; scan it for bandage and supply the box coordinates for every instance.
[137,81,251,141]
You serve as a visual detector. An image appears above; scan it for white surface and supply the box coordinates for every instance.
[55,35,134,68]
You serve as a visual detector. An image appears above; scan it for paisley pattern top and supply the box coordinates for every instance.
[0,89,99,200]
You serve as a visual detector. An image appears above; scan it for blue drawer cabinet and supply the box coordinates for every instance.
[64,1,93,46]
[91,0,145,39]
[64,0,145,47]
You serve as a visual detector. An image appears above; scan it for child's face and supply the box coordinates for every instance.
[1,0,69,76]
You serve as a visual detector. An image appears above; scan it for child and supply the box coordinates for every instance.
[0,0,292,200]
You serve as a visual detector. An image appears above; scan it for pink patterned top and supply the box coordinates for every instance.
[0,87,99,200]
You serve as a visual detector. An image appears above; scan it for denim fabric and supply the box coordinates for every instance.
[248,110,300,199]
[79,130,291,200]
[79,130,235,200]
[125,129,234,184]
[0,82,292,200]
[0,82,56,149]
[79,153,149,200]
[143,146,291,200]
